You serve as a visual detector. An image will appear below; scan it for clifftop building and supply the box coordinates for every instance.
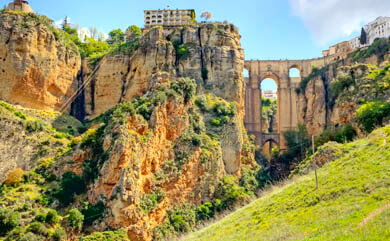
[144,9,196,28]
[6,0,34,13]
[323,16,390,57]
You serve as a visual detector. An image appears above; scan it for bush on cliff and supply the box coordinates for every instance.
[55,172,85,206]
[0,208,20,236]
[356,101,390,133]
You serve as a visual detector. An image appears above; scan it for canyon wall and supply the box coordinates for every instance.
[85,24,245,122]
[0,11,80,111]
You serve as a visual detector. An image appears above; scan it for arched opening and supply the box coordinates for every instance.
[289,68,300,77]
[289,67,301,84]
[262,139,278,161]
[259,76,279,160]
[260,78,278,134]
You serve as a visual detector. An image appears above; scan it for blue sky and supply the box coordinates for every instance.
[3,0,390,90]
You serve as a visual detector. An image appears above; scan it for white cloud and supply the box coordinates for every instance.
[289,0,390,45]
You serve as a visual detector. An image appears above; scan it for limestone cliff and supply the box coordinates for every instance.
[297,42,390,135]
[0,11,81,111]
[82,23,247,174]
[59,73,255,241]
[85,24,245,122]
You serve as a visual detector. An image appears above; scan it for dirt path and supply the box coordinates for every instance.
[357,203,390,229]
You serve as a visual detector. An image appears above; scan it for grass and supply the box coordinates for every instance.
[184,126,390,241]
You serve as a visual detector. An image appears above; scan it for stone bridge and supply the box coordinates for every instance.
[244,57,335,151]
[261,133,280,146]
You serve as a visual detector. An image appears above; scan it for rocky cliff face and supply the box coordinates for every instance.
[83,23,247,174]
[0,11,81,111]
[60,73,255,240]
[298,48,390,135]
[85,24,245,121]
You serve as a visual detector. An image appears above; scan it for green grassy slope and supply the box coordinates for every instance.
[184,126,390,241]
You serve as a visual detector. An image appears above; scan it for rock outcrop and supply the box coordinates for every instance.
[85,24,245,122]
[0,11,80,111]
[61,73,255,240]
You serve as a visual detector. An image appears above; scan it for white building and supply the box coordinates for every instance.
[365,16,390,45]
[144,9,196,28]
[349,36,362,50]
[262,90,277,101]
[325,16,390,56]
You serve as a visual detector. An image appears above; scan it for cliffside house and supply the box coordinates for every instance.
[323,16,390,57]
[144,9,196,28]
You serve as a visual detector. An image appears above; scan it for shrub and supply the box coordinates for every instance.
[79,229,129,241]
[210,118,222,127]
[0,208,20,235]
[139,190,165,213]
[356,101,390,132]
[239,165,260,194]
[112,101,136,124]
[171,78,197,104]
[356,101,390,133]
[24,120,44,132]
[315,124,357,147]
[14,111,26,120]
[191,134,202,147]
[34,212,46,222]
[196,202,214,221]
[18,232,43,241]
[45,210,60,225]
[214,175,247,209]
[168,206,196,233]
[26,222,48,236]
[195,96,208,111]
[52,228,66,241]
[4,168,24,186]
[173,40,190,60]
[329,73,355,108]
[55,172,85,205]
[66,208,84,231]
[81,201,106,226]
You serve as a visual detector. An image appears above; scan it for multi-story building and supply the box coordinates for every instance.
[365,16,390,45]
[262,90,277,101]
[323,16,390,57]
[6,0,34,13]
[144,9,196,28]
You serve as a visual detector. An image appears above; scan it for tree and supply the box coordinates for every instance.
[4,168,24,186]
[108,29,125,44]
[126,25,142,42]
[360,27,367,45]
[200,11,212,22]
[66,209,84,232]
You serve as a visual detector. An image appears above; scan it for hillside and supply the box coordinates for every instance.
[184,126,390,241]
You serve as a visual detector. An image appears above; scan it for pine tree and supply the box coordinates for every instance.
[360,28,367,45]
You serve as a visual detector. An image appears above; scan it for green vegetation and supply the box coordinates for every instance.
[356,101,390,133]
[173,39,191,60]
[139,189,166,213]
[315,123,357,147]
[79,229,130,241]
[81,201,106,226]
[67,208,84,232]
[352,37,390,62]
[296,65,327,94]
[184,125,390,241]
[55,171,85,206]
[0,208,20,236]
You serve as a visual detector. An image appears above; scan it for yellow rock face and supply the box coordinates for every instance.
[0,12,81,111]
